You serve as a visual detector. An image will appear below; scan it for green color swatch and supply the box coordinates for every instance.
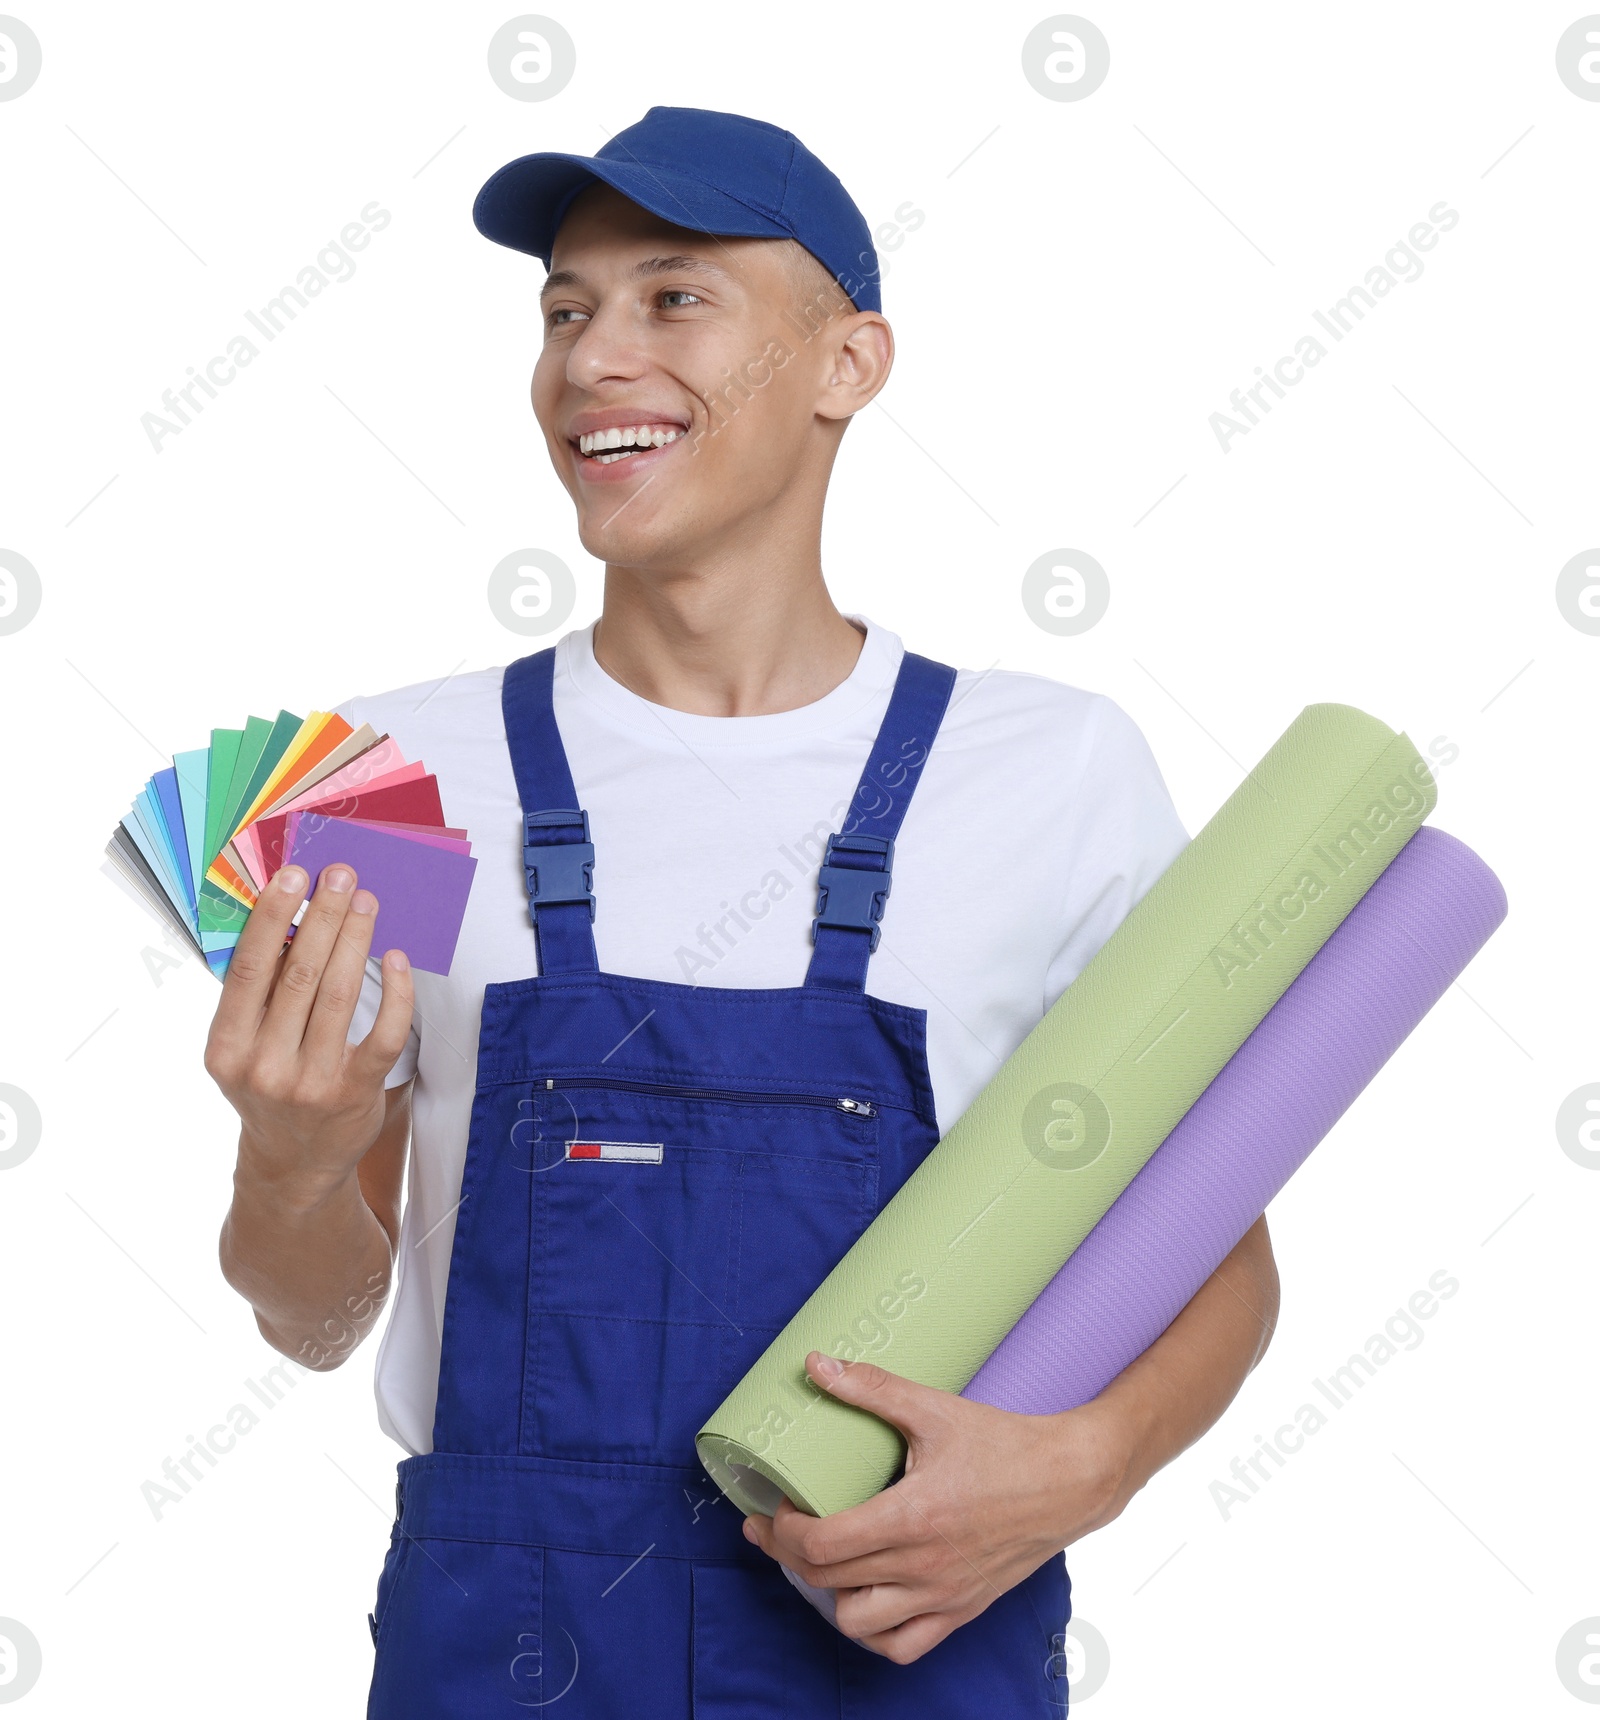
[198,727,247,935]
[221,716,275,843]
[235,709,304,831]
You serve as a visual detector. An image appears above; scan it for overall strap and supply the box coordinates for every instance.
[805,651,958,993]
[501,648,599,975]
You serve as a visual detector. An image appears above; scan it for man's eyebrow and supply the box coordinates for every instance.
[539,253,740,301]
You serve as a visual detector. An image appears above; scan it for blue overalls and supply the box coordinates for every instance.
[366,645,1072,1716]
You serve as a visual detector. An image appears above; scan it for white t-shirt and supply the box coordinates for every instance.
[338,617,1189,1455]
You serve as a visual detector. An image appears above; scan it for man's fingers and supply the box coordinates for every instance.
[834,1583,928,1647]
[349,948,415,1087]
[207,865,306,1047]
[845,1603,956,1664]
[301,887,380,1076]
[257,864,359,1055]
[766,1489,910,1571]
[745,1510,912,1592]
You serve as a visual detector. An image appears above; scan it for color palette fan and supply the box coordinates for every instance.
[105,708,477,977]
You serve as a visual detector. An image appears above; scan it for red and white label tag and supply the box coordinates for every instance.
[564,1140,664,1163]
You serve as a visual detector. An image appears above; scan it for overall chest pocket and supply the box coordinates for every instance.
[523,1078,880,1466]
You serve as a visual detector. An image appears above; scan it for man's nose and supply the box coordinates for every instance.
[566,303,652,387]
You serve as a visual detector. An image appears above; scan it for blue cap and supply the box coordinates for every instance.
[472,105,881,313]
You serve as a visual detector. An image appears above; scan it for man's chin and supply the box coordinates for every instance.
[575,511,686,571]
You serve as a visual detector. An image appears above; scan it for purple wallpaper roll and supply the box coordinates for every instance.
[962,825,1506,1416]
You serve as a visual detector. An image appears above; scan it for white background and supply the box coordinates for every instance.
[1,1,1596,1712]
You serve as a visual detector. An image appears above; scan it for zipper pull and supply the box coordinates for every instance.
[836,1097,875,1117]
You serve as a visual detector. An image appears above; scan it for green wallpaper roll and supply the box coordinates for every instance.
[697,704,1436,1519]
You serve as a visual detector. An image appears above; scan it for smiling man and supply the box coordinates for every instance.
[207,107,1281,1716]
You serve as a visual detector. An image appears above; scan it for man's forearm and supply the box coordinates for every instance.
[219,1128,396,1372]
[1087,1213,1281,1511]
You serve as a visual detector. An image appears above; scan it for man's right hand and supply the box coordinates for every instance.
[204,861,414,1200]
[207,861,416,1370]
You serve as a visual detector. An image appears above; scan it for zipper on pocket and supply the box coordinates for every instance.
[540,1075,876,1118]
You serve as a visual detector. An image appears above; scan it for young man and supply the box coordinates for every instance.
[206,107,1281,1715]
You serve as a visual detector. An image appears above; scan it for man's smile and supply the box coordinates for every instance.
[567,412,692,481]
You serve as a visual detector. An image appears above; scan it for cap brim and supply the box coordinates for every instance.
[473,152,791,263]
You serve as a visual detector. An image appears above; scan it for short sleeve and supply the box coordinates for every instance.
[332,696,421,1090]
[1042,696,1191,1011]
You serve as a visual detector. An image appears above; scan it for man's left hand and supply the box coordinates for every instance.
[741,1350,1134,1664]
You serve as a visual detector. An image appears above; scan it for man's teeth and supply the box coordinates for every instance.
[578,424,683,462]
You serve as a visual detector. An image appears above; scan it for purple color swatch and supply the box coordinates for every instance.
[286,814,478,976]
[961,826,1507,1416]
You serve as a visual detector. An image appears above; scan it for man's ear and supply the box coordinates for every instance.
[815,312,894,424]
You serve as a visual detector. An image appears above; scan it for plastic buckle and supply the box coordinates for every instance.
[812,832,894,950]
[522,808,596,922]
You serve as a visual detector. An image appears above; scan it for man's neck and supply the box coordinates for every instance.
[591,566,866,717]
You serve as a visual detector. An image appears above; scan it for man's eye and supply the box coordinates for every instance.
[548,307,588,326]
[661,290,702,308]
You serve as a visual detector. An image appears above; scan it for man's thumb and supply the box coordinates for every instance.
[804,1350,948,1440]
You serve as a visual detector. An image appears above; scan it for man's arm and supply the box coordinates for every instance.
[207,861,416,1372]
[220,1081,413,1370]
[746,1213,1282,1663]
